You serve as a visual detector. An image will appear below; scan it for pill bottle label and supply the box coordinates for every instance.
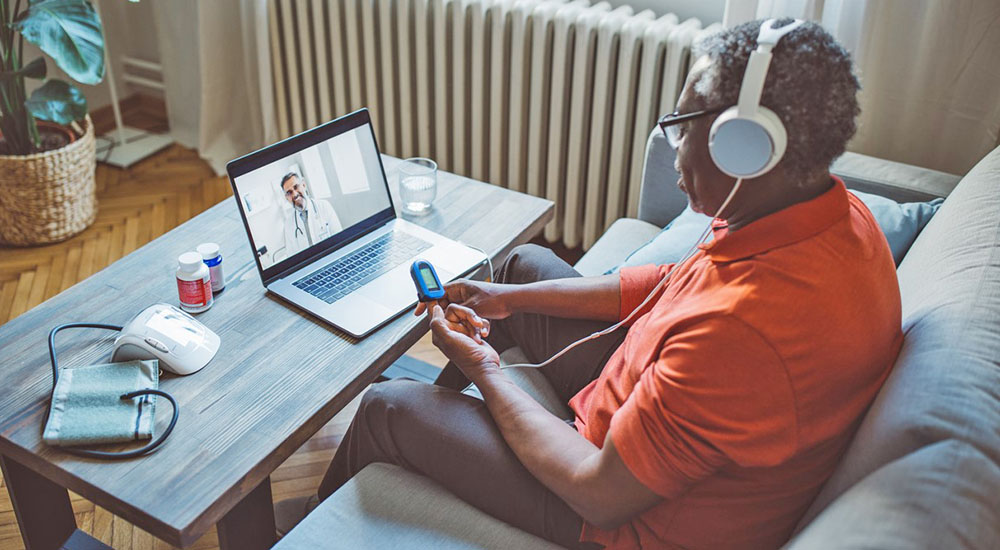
[208,263,225,292]
[177,276,212,309]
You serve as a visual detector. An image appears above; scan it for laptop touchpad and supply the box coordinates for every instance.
[359,267,418,309]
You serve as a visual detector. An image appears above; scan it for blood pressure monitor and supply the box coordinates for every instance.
[411,259,446,302]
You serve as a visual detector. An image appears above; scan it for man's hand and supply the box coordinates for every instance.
[415,279,514,320]
[429,303,501,379]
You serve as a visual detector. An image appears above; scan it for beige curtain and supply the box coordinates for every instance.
[152,0,277,175]
[758,0,1000,175]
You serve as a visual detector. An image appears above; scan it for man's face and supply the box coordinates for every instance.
[673,58,739,217]
[282,176,307,210]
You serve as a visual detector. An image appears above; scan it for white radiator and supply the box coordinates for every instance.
[269,0,720,249]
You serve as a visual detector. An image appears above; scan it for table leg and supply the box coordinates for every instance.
[217,476,276,550]
[1,454,76,550]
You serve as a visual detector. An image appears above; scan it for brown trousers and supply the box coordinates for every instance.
[318,244,627,549]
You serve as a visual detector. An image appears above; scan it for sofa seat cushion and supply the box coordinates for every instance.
[795,145,1000,531]
[274,462,564,550]
[785,440,1000,549]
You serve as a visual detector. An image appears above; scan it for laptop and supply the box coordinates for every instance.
[226,109,484,337]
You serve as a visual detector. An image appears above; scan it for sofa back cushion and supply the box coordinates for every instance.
[614,190,940,271]
[792,145,1000,538]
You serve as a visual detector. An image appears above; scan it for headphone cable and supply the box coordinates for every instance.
[503,178,744,370]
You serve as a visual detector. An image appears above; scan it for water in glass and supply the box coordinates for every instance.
[399,158,437,215]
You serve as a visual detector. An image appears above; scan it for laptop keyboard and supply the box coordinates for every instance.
[293,232,432,304]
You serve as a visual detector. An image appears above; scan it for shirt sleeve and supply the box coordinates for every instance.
[618,264,674,324]
[609,315,799,498]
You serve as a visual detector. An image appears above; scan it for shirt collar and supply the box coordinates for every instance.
[699,176,850,262]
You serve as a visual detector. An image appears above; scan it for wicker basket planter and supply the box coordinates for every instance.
[0,115,97,246]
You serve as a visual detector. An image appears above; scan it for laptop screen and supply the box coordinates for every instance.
[231,122,392,272]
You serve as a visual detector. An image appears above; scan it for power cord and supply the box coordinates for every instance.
[48,323,179,459]
[459,242,494,283]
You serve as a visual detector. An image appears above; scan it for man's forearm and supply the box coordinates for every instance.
[507,274,621,322]
[474,369,608,522]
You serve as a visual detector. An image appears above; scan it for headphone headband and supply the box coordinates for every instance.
[737,19,805,116]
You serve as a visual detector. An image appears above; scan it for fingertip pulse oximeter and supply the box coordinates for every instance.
[411,259,446,302]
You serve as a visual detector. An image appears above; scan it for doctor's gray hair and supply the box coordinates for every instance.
[279,172,302,190]
[693,18,860,183]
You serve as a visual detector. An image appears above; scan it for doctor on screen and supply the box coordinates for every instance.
[280,172,343,257]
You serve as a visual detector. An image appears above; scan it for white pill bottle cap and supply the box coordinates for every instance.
[197,242,220,260]
[178,251,204,272]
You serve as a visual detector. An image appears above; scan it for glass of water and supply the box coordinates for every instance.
[399,158,437,215]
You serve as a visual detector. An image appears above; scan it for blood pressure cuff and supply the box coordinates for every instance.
[43,359,159,447]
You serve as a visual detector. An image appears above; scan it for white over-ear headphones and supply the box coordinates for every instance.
[708,18,805,179]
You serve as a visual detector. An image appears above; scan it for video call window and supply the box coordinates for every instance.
[233,126,391,271]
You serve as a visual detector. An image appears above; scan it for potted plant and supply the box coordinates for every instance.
[0,0,104,245]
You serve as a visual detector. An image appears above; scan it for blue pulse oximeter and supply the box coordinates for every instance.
[411,260,446,302]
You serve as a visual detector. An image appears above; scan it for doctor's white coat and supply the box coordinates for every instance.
[282,198,343,258]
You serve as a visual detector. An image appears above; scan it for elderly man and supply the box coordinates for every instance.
[279,19,903,549]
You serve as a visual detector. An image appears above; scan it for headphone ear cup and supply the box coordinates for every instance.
[708,107,787,178]
[754,106,787,173]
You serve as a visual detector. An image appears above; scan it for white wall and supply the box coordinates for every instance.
[606,0,725,23]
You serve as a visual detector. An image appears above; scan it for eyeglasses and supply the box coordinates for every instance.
[658,107,726,149]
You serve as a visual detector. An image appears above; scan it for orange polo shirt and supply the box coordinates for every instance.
[569,177,903,549]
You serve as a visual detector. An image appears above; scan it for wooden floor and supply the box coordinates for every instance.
[0,98,448,550]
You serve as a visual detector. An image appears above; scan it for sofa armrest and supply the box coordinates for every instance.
[637,129,688,227]
[831,151,961,202]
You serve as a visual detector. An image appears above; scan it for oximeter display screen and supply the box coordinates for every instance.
[420,267,439,290]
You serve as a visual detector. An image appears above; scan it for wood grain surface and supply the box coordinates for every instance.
[0,154,552,547]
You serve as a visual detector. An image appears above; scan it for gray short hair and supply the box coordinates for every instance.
[280,171,301,190]
[693,19,860,182]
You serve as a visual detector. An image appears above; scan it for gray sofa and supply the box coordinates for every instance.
[274,130,1000,549]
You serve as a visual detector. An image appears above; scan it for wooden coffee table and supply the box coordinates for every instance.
[0,156,552,550]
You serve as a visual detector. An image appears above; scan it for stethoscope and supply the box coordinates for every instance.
[292,196,319,240]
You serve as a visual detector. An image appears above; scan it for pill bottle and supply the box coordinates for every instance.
[176,251,214,313]
[197,242,225,293]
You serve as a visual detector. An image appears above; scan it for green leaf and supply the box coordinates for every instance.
[0,58,48,82]
[25,79,88,124]
[22,57,48,79]
[13,0,105,86]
